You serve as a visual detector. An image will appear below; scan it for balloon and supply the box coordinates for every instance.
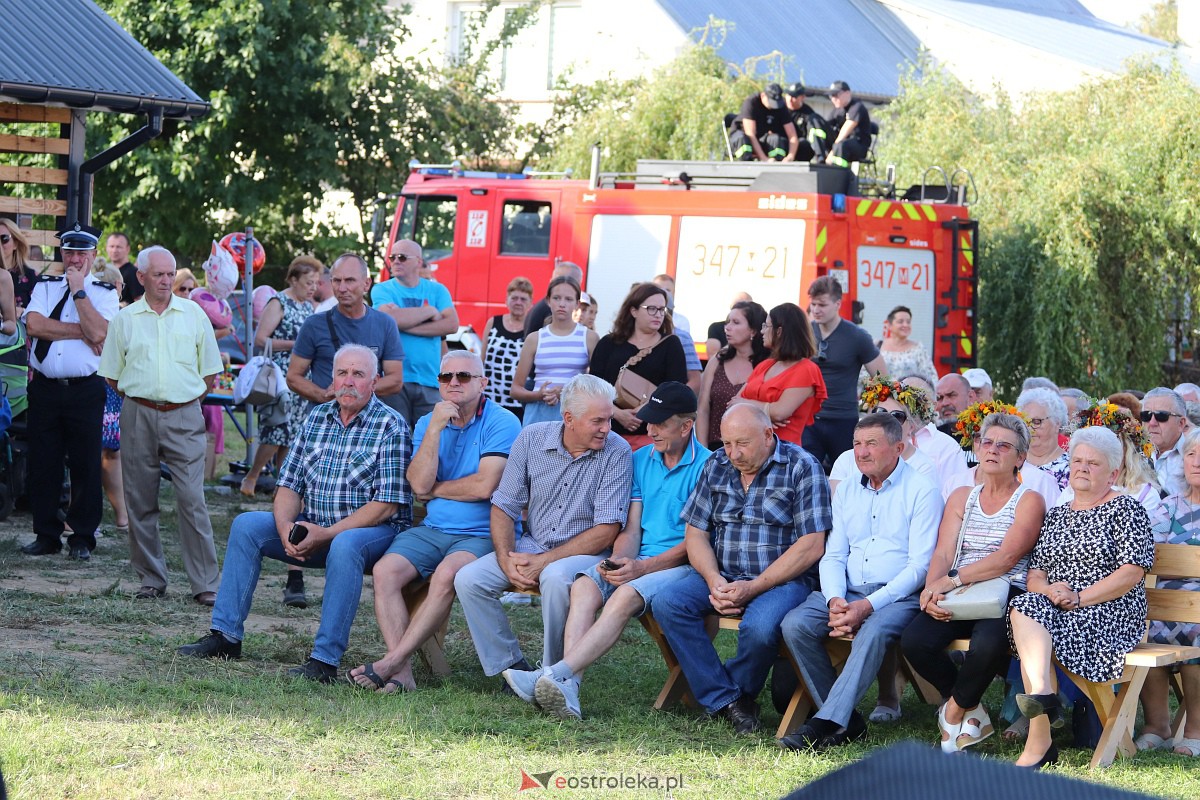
[219,231,267,274]
[201,241,238,300]
[252,285,278,320]
[191,288,233,329]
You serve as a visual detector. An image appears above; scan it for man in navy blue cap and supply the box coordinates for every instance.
[501,381,711,720]
[21,222,119,560]
[729,82,801,162]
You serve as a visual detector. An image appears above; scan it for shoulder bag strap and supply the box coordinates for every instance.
[620,333,673,373]
[324,309,342,350]
[951,484,982,570]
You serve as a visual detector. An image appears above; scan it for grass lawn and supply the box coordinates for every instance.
[1,435,1197,798]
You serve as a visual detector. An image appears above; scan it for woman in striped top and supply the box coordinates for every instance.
[509,276,598,427]
[901,412,1045,755]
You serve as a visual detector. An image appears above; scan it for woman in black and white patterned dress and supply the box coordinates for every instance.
[1007,425,1154,768]
[482,276,532,421]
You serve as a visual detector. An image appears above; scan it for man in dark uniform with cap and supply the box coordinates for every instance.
[826,80,873,169]
[783,83,833,163]
[20,223,119,560]
[728,82,801,162]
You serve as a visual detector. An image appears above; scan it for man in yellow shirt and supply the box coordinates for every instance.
[98,245,224,604]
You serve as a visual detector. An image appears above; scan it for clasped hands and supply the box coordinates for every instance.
[500,550,548,592]
[280,522,334,561]
[707,577,758,616]
[827,597,872,638]
[1047,581,1081,610]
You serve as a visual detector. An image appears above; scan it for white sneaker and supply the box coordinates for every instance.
[535,673,582,721]
[501,667,542,706]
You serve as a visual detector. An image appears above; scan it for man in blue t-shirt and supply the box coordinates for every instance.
[289,253,405,410]
[500,382,712,720]
[371,239,459,425]
[347,350,520,693]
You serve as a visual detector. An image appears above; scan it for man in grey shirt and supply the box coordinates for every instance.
[454,374,633,682]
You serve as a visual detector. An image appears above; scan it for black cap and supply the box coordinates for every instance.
[785,82,808,98]
[763,83,784,109]
[57,222,101,251]
[635,381,697,424]
[828,80,851,94]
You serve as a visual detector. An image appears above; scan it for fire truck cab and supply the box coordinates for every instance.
[386,158,977,372]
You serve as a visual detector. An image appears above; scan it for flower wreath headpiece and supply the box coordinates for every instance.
[860,375,936,424]
[954,401,1029,448]
[1074,402,1153,458]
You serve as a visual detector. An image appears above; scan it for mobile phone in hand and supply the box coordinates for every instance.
[288,524,308,545]
[599,558,619,571]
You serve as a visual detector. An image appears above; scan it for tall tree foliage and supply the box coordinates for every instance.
[90,0,525,264]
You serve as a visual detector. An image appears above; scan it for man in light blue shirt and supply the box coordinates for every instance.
[372,238,459,423]
[500,382,711,719]
[779,412,943,750]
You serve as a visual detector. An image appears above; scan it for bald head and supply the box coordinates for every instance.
[935,373,971,423]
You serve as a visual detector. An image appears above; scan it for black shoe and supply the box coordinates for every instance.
[282,574,308,609]
[1016,693,1065,729]
[21,538,61,556]
[288,658,337,684]
[67,543,91,561]
[715,695,761,735]
[1018,742,1059,769]
[178,631,242,660]
[498,657,534,695]
[778,722,823,751]
[819,711,868,748]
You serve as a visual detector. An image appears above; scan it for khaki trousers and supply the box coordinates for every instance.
[120,399,219,596]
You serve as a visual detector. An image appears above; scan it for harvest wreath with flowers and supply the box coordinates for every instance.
[954,400,1029,448]
[859,374,936,424]
[1073,401,1154,458]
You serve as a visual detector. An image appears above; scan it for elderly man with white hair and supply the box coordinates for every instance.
[454,374,633,684]
[178,344,413,683]
[1144,387,1191,497]
[98,245,223,604]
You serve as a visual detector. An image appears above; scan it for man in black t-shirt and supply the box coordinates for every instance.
[825,81,873,169]
[106,232,142,305]
[803,276,887,470]
[728,83,800,162]
[784,83,833,163]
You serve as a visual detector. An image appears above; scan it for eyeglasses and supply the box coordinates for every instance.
[387,253,413,264]
[0,235,10,244]
[871,408,907,423]
[978,437,1017,454]
[639,305,667,316]
[1140,410,1183,423]
[1026,417,1047,428]
[436,371,482,384]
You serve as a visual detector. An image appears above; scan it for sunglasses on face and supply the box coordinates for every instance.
[388,253,413,263]
[0,234,10,244]
[1140,410,1182,423]
[436,371,481,385]
[871,407,907,423]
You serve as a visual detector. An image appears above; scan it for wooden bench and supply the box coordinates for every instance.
[401,579,452,677]
[1060,543,1200,768]
[639,612,809,738]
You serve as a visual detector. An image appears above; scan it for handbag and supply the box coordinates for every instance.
[233,340,286,406]
[936,486,1012,621]
[614,335,673,410]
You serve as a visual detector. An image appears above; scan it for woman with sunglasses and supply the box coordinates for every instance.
[0,219,36,313]
[1016,387,1071,491]
[902,412,1045,755]
[510,276,598,428]
[829,377,938,492]
[588,282,686,448]
[732,303,826,444]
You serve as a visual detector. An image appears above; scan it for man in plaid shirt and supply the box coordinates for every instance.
[178,344,413,683]
[652,404,830,734]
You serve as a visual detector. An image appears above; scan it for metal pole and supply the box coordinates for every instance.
[243,227,257,466]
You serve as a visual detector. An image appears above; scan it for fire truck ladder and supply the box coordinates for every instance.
[938,214,980,372]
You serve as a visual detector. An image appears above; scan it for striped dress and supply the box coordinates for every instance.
[957,484,1031,589]
[522,323,591,426]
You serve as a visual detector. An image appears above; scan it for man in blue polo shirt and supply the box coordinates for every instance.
[347,350,520,692]
[372,239,459,424]
[501,382,711,719]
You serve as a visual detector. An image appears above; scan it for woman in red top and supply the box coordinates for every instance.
[735,302,827,443]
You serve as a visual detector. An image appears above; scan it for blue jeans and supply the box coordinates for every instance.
[781,586,920,727]
[651,567,811,714]
[210,511,397,666]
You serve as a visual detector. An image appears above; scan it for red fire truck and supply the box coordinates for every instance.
[383,156,978,371]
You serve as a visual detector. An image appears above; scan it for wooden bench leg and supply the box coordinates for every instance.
[1170,670,1188,743]
[1069,667,1148,769]
[775,645,814,738]
[639,615,695,709]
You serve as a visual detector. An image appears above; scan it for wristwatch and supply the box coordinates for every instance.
[72,289,88,301]
[947,568,963,588]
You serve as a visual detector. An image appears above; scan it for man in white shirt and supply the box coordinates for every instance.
[1143,387,1190,497]
[778,413,943,751]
